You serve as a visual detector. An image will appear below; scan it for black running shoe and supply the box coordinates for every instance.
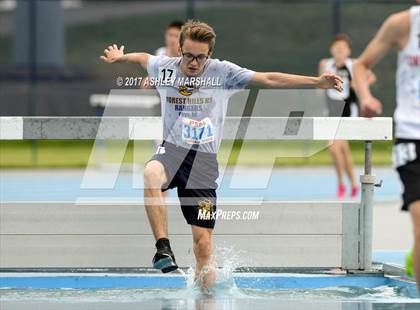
[152,238,178,273]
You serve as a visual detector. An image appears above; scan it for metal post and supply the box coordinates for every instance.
[359,141,375,270]
[29,0,38,165]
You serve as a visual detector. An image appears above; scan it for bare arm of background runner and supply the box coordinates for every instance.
[353,12,406,116]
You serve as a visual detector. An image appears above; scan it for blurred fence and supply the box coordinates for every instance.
[0,0,414,116]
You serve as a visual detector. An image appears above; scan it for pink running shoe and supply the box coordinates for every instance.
[337,183,345,199]
[351,185,360,198]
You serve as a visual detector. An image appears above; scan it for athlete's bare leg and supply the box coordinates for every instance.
[410,200,420,292]
[341,140,358,187]
[192,225,216,291]
[144,160,168,240]
[329,141,345,185]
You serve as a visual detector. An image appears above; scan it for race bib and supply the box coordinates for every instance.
[393,142,417,168]
[182,117,215,145]
[158,67,176,84]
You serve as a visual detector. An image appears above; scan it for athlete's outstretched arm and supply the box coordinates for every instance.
[249,71,343,91]
[100,44,151,69]
[353,13,403,116]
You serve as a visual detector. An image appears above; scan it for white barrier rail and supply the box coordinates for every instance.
[0,116,392,141]
[0,116,393,271]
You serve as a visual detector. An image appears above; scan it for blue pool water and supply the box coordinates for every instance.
[0,272,418,309]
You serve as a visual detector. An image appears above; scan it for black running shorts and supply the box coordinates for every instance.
[148,141,219,229]
[393,139,420,211]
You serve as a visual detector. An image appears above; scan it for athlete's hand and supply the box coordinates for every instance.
[317,72,343,91]
[100,44,125,63]
[360,95,383,117]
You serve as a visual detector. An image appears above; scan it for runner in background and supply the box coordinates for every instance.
[353,4,420,291]
[319,34,376,199]
[155,20,184,57]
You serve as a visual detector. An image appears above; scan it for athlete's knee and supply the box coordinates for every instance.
[144,161,165,188]
[329,143,341,154]
[194,235,212,259]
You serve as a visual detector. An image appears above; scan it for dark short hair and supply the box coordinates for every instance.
[331,33,352,49]
[167,20,184,30]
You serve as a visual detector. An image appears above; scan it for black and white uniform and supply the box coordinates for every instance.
[393,6,420,211]
[323,58,358,117]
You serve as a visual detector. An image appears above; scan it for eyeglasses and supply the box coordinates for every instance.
[181,52,208,64]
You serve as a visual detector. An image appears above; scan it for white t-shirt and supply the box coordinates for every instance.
[395,6,420,139]
[147,55,255,153]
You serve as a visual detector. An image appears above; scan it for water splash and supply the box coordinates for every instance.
[190,243,254,298]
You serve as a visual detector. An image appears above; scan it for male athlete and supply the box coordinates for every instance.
[319,34,376,199]
[353,3,420,291]
[155,20,184,57]
[101,21,342,290]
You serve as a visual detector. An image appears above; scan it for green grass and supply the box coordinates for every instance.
[0,140,392,168]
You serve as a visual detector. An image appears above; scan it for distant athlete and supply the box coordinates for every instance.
[319,34,376,199]
[353,3,420,291]
[101,20,343,291]
[156,20,184,57]
[142,21,184,88]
